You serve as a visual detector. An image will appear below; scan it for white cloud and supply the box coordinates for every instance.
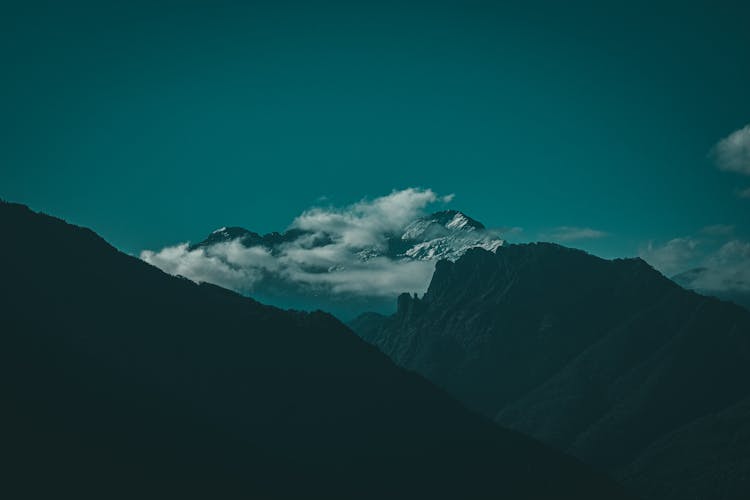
[141,242,267,293]
[695,240,750,292]
[292,188,440,250]
[141,188,451,299]
[543,226,608,242]
[640,235,750,293]
[712,124,750,175]
[639,237,700,276]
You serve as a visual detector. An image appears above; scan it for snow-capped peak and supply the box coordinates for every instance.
[396,210,503,262]
[445,212,471,230]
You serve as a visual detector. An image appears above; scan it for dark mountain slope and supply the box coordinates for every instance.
[620,395,750,500]
[351,244,750,500]
[0,202,630,500]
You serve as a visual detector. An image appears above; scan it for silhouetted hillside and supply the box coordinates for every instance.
[351,244,750,500]
[0,202,631,500]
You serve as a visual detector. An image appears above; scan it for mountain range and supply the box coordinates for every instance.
[192,209,502,261]
[350,244,750,500]
[0,201,629,500]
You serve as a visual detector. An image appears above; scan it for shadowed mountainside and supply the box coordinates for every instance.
[0,202,631,500]
[351,244,750,500]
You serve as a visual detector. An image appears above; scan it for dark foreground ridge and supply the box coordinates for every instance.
[0,201,632,500]
[351,244,750,500]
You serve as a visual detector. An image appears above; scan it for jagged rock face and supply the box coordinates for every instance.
[350,243,750,500]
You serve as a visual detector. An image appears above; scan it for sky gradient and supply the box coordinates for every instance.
[2,1,749,274]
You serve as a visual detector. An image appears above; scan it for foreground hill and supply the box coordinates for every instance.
[0,202,629,500]
[351,244,750,500]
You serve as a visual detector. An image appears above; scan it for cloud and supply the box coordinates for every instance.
[292,188,442,250]
[693,240,750,292]
[711,124,750,175]
[141,241,270,293]
[543,226,608,242]
[640,234,750,293]
[639,237,700,276]
[141,188,452,299]
[739,187,750,198]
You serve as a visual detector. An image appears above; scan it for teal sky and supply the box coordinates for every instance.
[2,0,749,264]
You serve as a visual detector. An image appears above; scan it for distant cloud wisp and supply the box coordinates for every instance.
[700,224,735,236]
[543,226,608,242]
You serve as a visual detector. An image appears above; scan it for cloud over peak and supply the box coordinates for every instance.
[140,188,491,302]
[291,188,447,251]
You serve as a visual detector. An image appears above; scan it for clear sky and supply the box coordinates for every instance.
[2,0,749,272]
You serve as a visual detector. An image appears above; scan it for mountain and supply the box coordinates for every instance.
[672,267,750,311]
[143,209,504,320]
[350,243,750,500]
[0,201,630,500]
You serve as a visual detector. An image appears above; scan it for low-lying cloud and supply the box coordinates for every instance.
[141,188,452,299]
[640,234,750,293]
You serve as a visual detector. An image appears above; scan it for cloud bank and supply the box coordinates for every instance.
[141,188,452,299]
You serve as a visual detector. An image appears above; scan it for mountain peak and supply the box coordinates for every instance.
[428,210,486,230]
